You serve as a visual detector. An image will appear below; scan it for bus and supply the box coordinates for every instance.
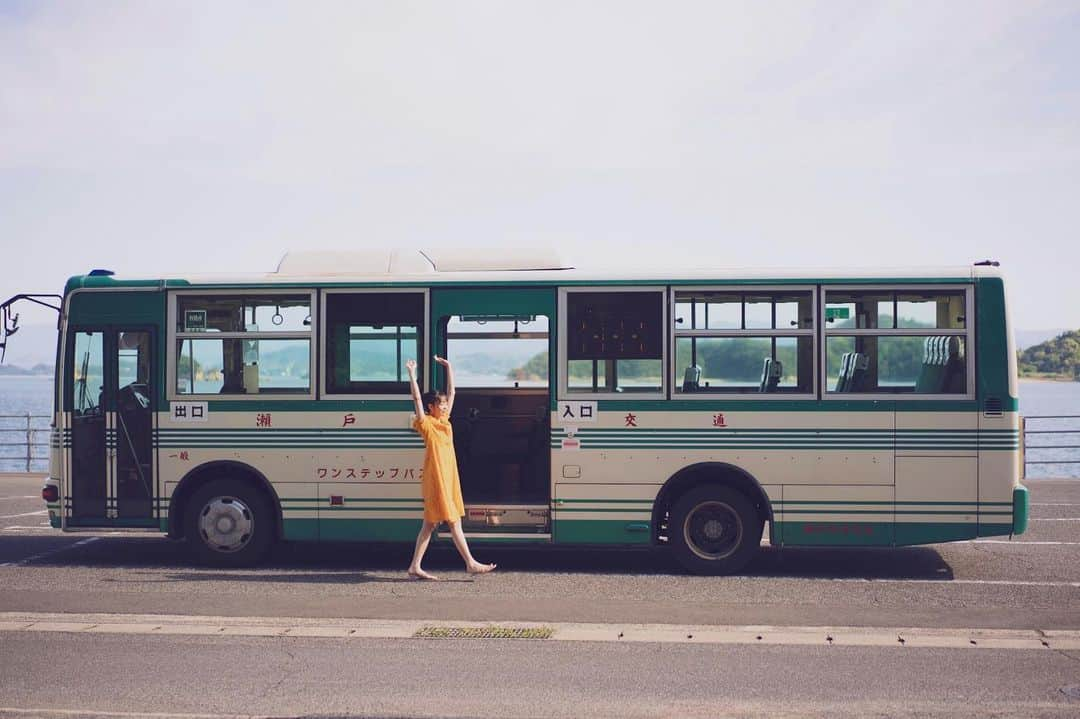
[8,249,1028,574]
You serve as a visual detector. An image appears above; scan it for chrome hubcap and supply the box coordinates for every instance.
[684,501,742,561]
[198,496,253,553]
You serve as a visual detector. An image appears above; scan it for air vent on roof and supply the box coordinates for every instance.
[276,251,435,275]
[420,249,572,272]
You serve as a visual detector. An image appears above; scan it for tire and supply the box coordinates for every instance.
[184,478,275,567]
[669,485,762,575]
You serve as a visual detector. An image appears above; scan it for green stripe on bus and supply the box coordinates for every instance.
[553,519,652,545]
[306,503,423,509]
[555,499,653,505]
[279,497,421,503]
[786,507,1002,511]
[776,500,1011,507]
[284,518,421,542]
[555,507,651,514]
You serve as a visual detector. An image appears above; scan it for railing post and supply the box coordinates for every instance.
[1020,415,1027,479]
[25,411,32,473]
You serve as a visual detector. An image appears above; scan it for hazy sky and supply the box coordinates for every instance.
[2,1,1078,338]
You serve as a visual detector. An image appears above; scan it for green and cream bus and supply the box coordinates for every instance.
[18,250,1028,573]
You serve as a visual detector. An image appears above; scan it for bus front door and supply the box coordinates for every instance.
[431,288,555,538]
[67,327,156,526]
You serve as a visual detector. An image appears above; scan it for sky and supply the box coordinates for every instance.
[2,1,1079,357]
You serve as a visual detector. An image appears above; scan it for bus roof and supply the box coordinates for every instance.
[64,250,1003,292]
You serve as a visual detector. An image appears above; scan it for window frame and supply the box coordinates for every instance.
[669,285,818,400]
[320,287,430,400]
[820,284,975,400]
[558,286,668,401]
[167,288,318,402]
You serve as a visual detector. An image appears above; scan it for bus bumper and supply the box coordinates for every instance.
[1012,485,1029,536]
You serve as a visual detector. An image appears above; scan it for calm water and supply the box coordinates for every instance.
[1,375,1077,475]
[0,375,53,471]
[1015,380,1080,478]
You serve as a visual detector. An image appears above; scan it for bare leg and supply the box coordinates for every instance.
[447,520,496,574]
[408,521,440,580]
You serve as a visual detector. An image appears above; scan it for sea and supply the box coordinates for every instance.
[1,375,1077,476]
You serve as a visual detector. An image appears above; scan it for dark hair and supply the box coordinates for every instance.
[421,391,446,413]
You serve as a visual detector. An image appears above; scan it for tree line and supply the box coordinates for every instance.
[1019,330,1080,380]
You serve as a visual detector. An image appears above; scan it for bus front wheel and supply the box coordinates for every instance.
[185,479,274,567]
[669,485,762,575]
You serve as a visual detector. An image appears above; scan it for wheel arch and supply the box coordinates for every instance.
[652,462,774,545]
[167,460,283,540]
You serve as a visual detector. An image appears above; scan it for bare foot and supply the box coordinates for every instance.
[408,568,440,581]
[466,562,496,574]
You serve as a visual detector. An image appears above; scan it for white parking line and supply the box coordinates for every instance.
[904,579,1080,587]
[3,525,51,531]
[765,577,1080,588]
[0,510,47,519]
[971,540,1080,546]
[1032,503,1080,506]
[0,537,100,567]
[0,496,38,501]
[1029,518,1080,521]
[0,709,239,719]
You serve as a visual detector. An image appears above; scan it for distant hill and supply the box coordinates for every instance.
[1018,330,1080,380]
[0,324,58,367]
[1016,328,1069,351]
[0,363,53,376]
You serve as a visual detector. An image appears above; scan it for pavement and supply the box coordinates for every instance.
[1,473,1079,717]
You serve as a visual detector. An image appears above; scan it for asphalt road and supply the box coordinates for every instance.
[2,473,1080,717]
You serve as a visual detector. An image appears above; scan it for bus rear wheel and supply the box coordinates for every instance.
[669,485,762,575]
[185,479,274,567]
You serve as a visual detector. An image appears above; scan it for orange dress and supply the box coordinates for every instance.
[412,413,466,524]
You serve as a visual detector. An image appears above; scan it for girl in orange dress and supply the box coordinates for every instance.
[406,356,496,580]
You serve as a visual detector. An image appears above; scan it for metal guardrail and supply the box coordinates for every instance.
[0,413,50,472]
[1023,415,1080,477]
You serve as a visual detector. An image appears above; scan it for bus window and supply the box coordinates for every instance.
[174,293,312,396]
[325,292,424,395]
[825,289,969,395]
[177,295,310,333]
[566,291,663,394]
[176,338,310,394]
[673,290,814,394]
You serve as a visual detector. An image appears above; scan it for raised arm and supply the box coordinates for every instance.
[434,355,455,414]
[405,359,425,419]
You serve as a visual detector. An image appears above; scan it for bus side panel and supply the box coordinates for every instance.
[552,483,655,545]
[894,411,978,546]
[772,407,895,547]
[975,277,1021,538]
[47,320,63,528]
[776,484,893,546]
[158,406,427,543]
[316,477,423,543]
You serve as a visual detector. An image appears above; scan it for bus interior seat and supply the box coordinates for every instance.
[836,352,869,393]
[682,364,701,393]
[848,353,869,391]
[759,358,782,392]
[835,352,853,392]
[916,335,963,393]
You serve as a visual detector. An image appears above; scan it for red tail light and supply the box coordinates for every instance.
[42,486,58,503]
